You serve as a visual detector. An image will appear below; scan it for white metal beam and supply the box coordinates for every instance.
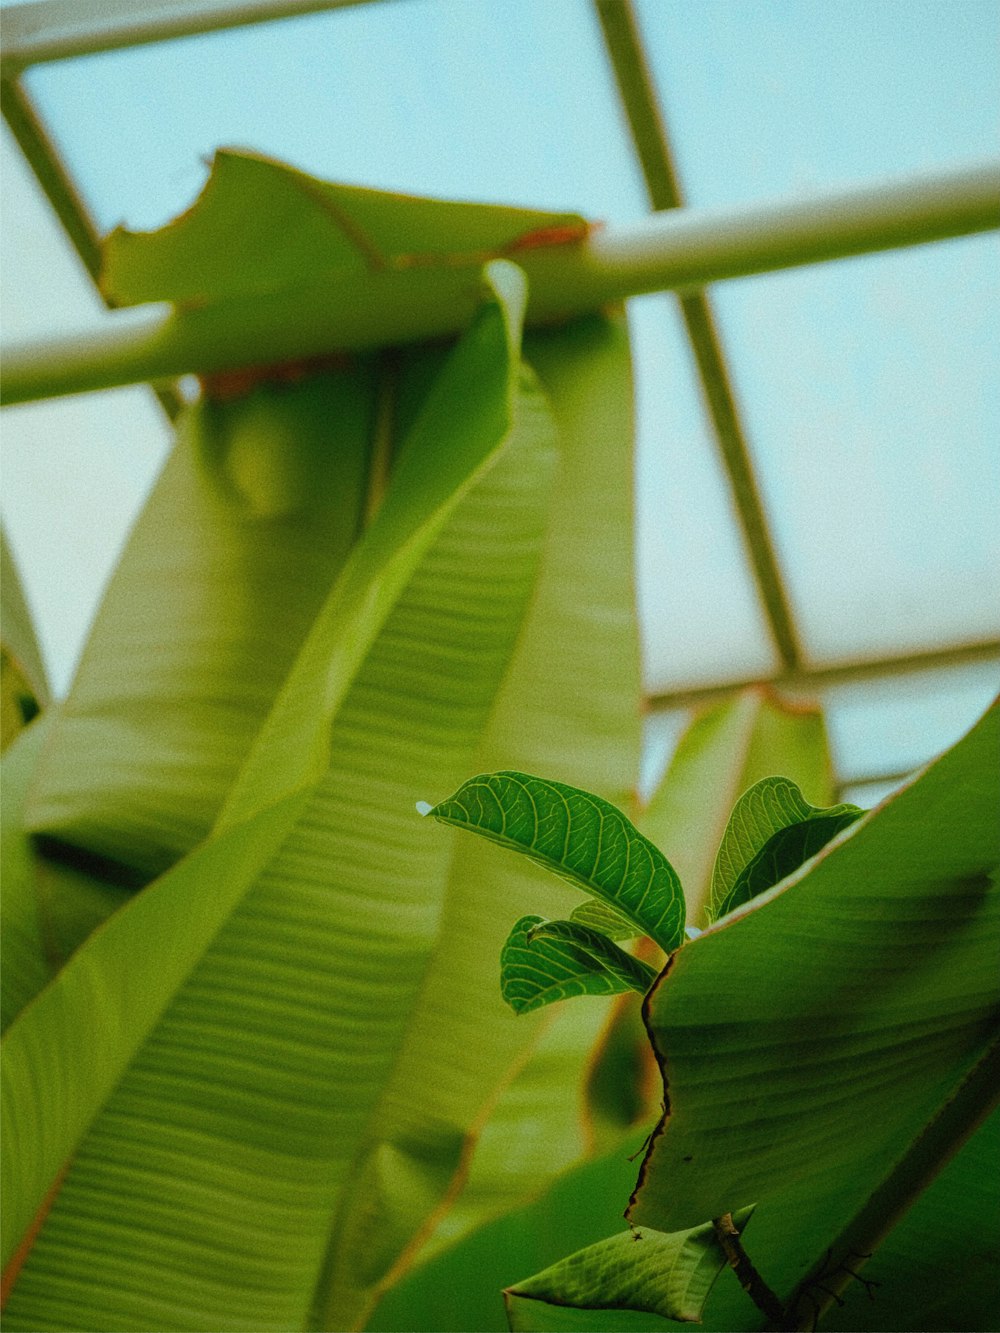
[3,160,998,407]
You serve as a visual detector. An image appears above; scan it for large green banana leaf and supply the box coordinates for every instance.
[24,367,378,878]
[4,156,642,1330]
[100,148,587,310]
[25,149,590,884]
[93,148,592,380]
[2,264,557,1330]
[326,311,641,1327]
[0,251,642,1333]
[628,700,1000,1328]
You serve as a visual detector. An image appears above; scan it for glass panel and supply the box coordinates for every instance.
[632,295,777,694]
[0,126,171,696]
[714,239,1000,663]
[23,0,649,234]
[819,661,999,787]
[635,0,1000,665]
[639,704,690,803]
[839,776,907,810]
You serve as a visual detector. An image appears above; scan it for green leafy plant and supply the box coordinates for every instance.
[3,150,994,1333]
[423,700,1000,1330]
[0,155,645,1333]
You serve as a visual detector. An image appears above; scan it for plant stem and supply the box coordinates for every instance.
[712,1212,785,1326]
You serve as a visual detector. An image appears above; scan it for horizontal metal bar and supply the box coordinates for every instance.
[0,0,372,72]
[645,638,1000,714]
[3,160,998,406]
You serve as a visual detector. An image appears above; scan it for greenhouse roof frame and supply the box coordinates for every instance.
[0,0,373,71]
[1,0,998,788]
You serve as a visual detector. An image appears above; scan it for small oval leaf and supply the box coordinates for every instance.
[430,771,685,951]
[714,809,863,919]
[710,776,862,921]
[504,1208,755,1328]
[569,900,638,940]
[501,915,658,1015]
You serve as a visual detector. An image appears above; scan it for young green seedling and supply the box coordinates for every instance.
[419,767,870,1328]
[421,768,861,1017]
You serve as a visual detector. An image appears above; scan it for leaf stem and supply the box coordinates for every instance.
[712,1212,785,1326]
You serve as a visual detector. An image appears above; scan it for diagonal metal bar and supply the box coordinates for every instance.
[1,75,102,276]
[1,74,182,418]
[595,0,803,670]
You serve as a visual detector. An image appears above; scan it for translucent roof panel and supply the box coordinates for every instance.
[22,0,651,233]
[819,660,1000,787]
[635,0,1000,207]
[631,294,777,693]
[635,0,1000,667]
[714,238,1000,663]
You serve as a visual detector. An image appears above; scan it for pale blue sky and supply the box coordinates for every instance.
[2,0,998,783]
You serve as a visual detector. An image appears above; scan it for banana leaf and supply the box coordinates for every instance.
[628,699,1000,1327]
[25,368,377,878]
[2,263,556,1331]
[101,148,586,310]
[4,159,642,1332]
[318,311,641,1326]
[27,150,590,884]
